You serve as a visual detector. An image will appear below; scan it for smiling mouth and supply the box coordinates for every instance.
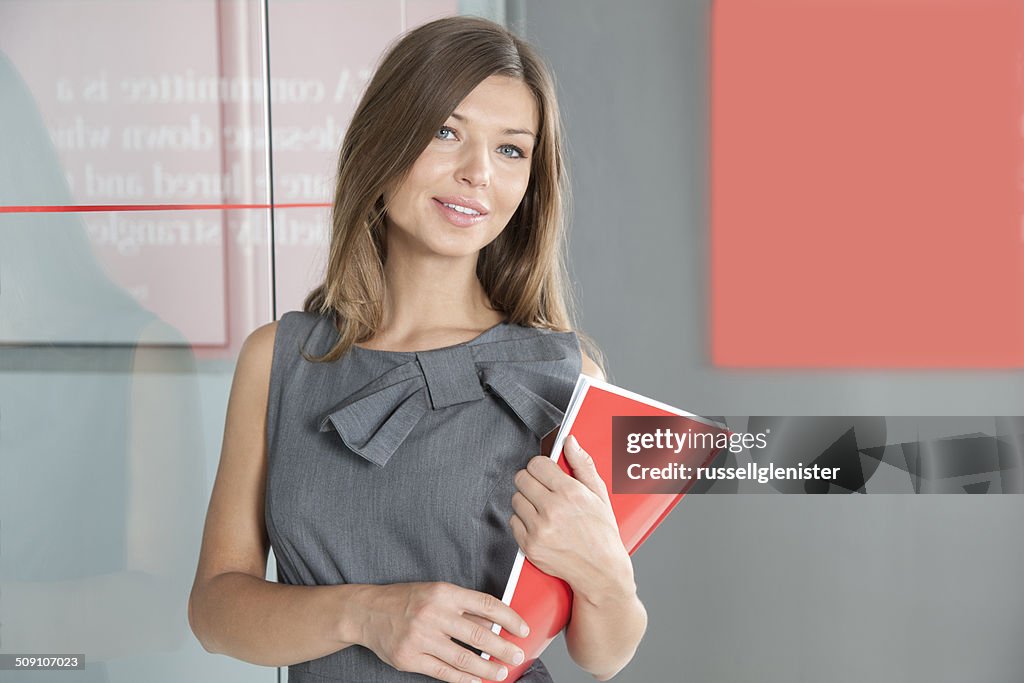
[438,201,483,216]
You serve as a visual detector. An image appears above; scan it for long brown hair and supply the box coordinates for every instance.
[303,15,604,373]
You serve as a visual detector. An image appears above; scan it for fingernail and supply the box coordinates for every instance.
[470,679,481,683]
[497,666,508,680]
[520,623,530,637]
[512,650,525,665]
[568,435,578,449]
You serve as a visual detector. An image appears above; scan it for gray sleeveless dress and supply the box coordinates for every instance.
[265,311,582,682]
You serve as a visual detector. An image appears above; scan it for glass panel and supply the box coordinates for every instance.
[0,1,274,681]
[273,205,331,313]
[0,208,273,683]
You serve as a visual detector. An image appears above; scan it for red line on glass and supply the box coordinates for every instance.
[0,203,331,214]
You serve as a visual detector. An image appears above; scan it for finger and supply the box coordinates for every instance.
[414,652,489,683]
[513,467,553,505]
[463,614,510,641]
[464,613,496,630]
[461,616,532,665]
[525,454,570,491]
[429,639,511,682]
[455,586,531,639]
[509,513,528,551]
[450,613,526,669]
[563,434,609,500]
[510,491,538,531]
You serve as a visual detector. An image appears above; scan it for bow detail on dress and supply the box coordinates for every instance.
[318,332,575,467]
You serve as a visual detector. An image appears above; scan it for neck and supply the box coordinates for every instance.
[376,245,504,341]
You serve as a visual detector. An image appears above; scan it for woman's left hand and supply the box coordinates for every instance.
[509,435,631,595]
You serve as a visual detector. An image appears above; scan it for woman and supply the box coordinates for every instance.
[188,16,647,683]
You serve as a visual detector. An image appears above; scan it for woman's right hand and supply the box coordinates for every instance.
[352,582,530,683]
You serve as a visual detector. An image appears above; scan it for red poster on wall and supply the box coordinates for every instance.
[711,0,1024,367]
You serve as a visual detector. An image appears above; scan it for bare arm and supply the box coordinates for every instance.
[187,321,359,665]
[191,573,370,666]
[564,558,648,681]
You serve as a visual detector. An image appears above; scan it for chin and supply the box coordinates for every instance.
[424,226,500,256]
[425,241,488,260]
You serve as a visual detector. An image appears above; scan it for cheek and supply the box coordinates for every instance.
[499,172,532,214]
[387,153,446,208]
[382,180,407,212]
[405,150,450,188]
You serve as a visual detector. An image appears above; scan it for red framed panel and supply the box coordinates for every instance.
[711,0,1024,367]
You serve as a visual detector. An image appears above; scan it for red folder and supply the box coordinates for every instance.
[483,376,729,681]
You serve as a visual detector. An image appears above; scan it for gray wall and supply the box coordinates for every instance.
[522,1,1024,681]
[525,0,1024,417]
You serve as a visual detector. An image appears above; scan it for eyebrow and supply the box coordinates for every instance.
[450,112,536,138]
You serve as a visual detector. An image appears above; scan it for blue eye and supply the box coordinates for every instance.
[499,144,526,159]
[436,126,456,140]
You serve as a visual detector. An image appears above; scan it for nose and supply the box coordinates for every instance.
[456,141,491,188]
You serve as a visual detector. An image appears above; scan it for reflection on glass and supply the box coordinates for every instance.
[1,50,206,682]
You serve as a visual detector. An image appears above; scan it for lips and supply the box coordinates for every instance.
[431,195,490,229]
[433,195,489,215]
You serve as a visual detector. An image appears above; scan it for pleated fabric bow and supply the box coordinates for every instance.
[318,333,576,467]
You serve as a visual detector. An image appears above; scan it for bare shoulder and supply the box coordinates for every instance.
[222,320,279,412]
[237,320,279,375]
[580,351,606,382]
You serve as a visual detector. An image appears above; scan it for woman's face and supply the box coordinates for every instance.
[383,74,539,260]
